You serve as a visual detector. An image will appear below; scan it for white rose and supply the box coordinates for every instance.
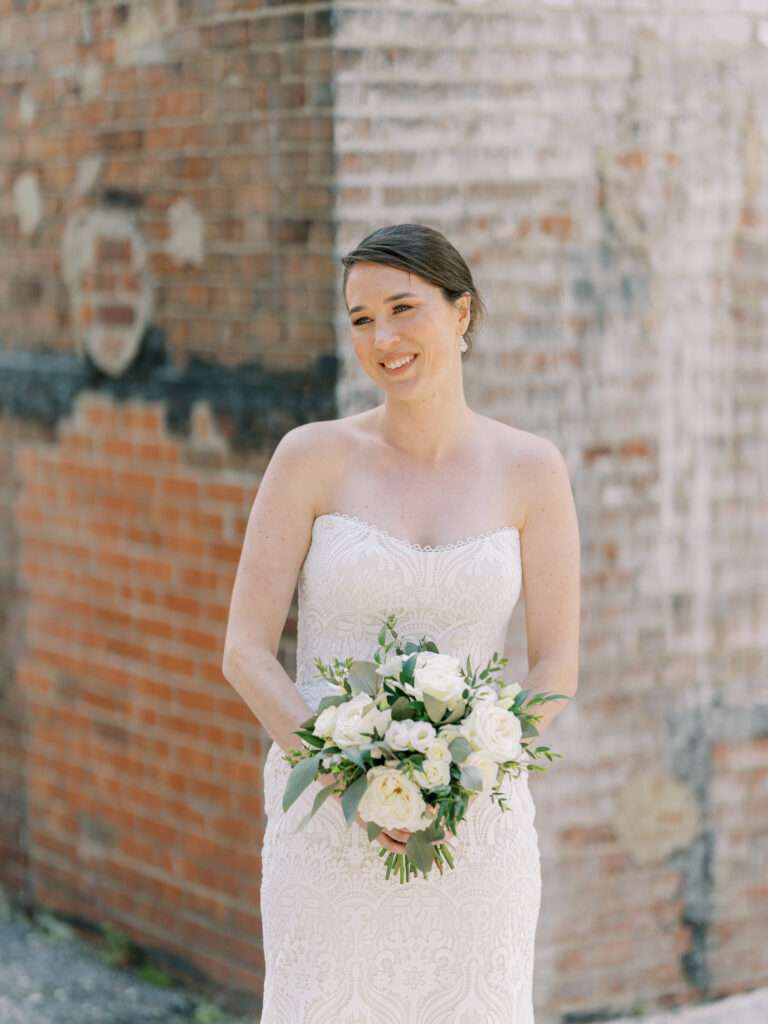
[459,701,523,763]
[408,720,437,753]
[497,681,523,710]
[464,750,499,795]
[357,765,430,831]
[425,737,452,763]
[332,693,382,748]
[313,705,339,739]
[367,704,393,737]
[414,757,451,790]
[437,723,463,745]
[384,719,415,751]
[408,652,466,706]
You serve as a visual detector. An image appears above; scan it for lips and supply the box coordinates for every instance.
[380,353,418,369]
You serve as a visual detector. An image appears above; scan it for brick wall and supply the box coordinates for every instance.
[330,3,768,1021]
[2,0,767,1020]
[14,393,270,998]
[1,0,336,1014]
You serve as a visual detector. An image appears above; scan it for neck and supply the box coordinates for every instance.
[375,388,476,468]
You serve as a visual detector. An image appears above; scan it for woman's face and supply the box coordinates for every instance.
[345,262,470,389]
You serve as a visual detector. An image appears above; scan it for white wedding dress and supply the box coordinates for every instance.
[260,512,541,1023]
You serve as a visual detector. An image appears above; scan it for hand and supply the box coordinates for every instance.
[354,810,412,855]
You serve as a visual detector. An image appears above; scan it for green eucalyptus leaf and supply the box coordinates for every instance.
[316,694,348,711]
[389,696,414,721]
[347,660,380,697]
[342,747,369,770]
[295,730,325,749]
[292,780,338,833]
[405,830,436,874]
[400,653,418,684]
[367,820,383,841]
[282,753,323,812]
[448,736,471,764]
[460,764,484,792]
[340,772,368,826]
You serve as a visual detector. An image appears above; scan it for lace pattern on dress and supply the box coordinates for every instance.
[259,511,540,1024]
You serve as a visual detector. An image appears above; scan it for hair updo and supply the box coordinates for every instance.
[340,223,486,357]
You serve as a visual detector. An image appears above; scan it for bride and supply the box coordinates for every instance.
[223,223,581,1022]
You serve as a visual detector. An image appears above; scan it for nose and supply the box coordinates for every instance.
[373,326,401,351]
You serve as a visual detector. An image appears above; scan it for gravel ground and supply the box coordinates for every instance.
[0,891,253,1024]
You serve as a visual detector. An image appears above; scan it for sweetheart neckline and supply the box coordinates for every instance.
[313,511,520,553]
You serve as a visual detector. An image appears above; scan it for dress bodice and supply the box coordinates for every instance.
[294,511,523,712]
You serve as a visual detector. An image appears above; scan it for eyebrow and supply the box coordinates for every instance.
[348,292,417,315]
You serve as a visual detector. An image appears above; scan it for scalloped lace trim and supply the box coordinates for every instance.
[314,511,519,553]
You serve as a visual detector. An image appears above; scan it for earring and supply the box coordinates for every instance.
[458,335,468,353]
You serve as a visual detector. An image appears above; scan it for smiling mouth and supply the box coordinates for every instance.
[380,353,418,372]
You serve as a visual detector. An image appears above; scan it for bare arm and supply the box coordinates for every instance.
[519,438,581,738]
[222,424,329,760]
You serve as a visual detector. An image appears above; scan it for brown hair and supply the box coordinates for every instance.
[340,223,487,357]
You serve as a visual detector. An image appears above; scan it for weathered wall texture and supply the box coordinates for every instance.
[331,5,768,1019]
[1,0,766,1020]
[1,0,337,1013]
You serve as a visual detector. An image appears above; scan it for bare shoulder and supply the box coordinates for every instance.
[485,418,570,531]
[276,413,367,511]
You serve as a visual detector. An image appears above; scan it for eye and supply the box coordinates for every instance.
[352,303,412,327]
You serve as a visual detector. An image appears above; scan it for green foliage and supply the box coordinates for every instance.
[135,964,173,987]
[340,772,368,826]
[282,752,323,811]
[97,921,137,967]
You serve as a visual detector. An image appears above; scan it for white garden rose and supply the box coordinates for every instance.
[313,705,339,739]
[332,693,385,748]
[414,757,451,790]
[357,765,430,831]
[384,719,415,751]
[464,750,499,795]
[424,737,452,763]
[407,652,466,706]
[408,720,437,753]
[497,681,523,710]
[459,701,523,763]
[367,704,393,737]
[437,723,463,745]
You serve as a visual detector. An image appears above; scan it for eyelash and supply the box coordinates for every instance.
[352,303,412,326]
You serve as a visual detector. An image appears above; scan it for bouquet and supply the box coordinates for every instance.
[279,613,571,883]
